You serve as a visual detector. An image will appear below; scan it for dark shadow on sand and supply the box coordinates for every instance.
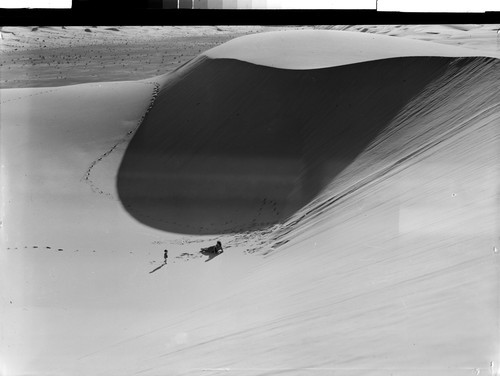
[117,56,453,235]
[149,262,168,274]
[200,249,223,262]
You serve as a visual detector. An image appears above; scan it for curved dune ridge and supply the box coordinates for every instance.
[203,30,500,69]
[117,31,499,235]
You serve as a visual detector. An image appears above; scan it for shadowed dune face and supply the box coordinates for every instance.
[117,56,453,235]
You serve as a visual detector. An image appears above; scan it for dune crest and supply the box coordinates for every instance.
[202,30,498,69]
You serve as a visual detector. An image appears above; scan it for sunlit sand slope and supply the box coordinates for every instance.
[2,30,499,376]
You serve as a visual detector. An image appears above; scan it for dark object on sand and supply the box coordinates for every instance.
[201,241,223,255]
[164,249,168,263]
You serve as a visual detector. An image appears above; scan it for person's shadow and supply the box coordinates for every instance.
[149,262,167,274]
[200,249,222,262]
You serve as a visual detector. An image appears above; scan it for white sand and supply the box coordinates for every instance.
[1,29,499,376]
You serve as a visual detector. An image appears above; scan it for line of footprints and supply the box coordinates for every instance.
[129,197,282,234]
[0,87,62,105]
[5,227,287,269]
[6,245,93,253]
[6,244,220,264]
[82,81,161,198]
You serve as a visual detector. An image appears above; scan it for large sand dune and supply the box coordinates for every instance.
[2,30,500,376]
[118,30,499,236]
[118,54,453,235]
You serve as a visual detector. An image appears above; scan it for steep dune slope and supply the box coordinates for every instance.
[114,31,500,375]
[117,55,454,235]
[270,56,500,248]
[118,30,499,237]
[99,73,500,374]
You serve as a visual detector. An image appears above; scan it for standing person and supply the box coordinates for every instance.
[164,249,168,264]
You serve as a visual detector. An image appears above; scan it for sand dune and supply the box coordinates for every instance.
[117,31,498,375]
[2,29,500,376]
[325,24,500,57]
[118,30,498,235]
[0,26,313,88]
[118,55,454,235]
[203,29,500,69]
